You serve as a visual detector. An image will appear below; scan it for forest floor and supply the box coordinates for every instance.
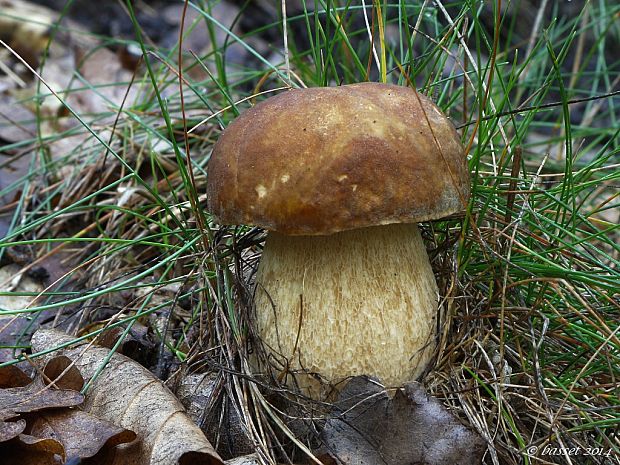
[0,1,619,464]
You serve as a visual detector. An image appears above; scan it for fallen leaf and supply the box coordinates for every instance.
[18,432,65,454]
[67,47,136,116]
[0,358,137,463]
[1,432,65,465]
[0,365,30,441]
[0,0,58,66]
[223,454,301,465]
[29,409,136,462]
[0,264,46,361]
[320,376,486,465]
[0,93,37,143]
[0,264,43,308]
[0,358,84,446]
[0,375,84,420]
[176,372,254,459]
[42,355,84,391]
[0,418,25,442]
[0,148,33,239]
[161,2,239,54]
[32,329,224,465]
[97,322,156,367]
[0,364,31,388]
[225,454,261,465]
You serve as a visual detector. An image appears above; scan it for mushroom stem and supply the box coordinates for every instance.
[254,223,439,397]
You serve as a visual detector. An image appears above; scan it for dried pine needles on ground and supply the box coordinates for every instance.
[0,1,619,464]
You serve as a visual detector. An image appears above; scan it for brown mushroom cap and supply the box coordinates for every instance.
[206,82,469,235]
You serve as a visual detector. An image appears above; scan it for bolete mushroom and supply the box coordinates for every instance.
[206,82,469,397]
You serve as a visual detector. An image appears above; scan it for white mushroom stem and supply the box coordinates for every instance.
[254,223,439,398]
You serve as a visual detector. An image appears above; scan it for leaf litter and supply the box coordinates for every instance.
[31,328,223,465]
[319,376,486,465]
[0,326,227,464]
[0,354,139,464]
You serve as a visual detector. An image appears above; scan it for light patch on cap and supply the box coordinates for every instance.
[280,174,290,183]
[428,105,447,125]
[338,174,348,182]
[255,184,267,199]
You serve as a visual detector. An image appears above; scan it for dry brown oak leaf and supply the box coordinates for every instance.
[0,364,84,442]
[3,412,136,465]
[320,376,486,465]
[0,359,136,464]
[29,409,137,462]
[31,329,224,465]
[2,432,66,465]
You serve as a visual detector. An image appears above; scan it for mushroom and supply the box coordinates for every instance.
[206,82,469,397]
